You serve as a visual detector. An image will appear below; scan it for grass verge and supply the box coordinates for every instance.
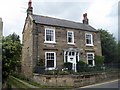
[9,76,30,88]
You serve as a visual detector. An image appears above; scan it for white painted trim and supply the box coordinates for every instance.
[64,50,79,72]
[64,51,66,63]
[45,52,56,70]
[67,31,74,44]
[85,33,94,46]
[78,52,80,62]
[44,28,56,43]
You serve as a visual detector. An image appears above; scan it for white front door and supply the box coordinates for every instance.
[68,51,77,72]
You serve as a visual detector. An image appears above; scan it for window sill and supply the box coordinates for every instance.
[44,41,56,44]
[88,65,95,67]
[45,67,56,70]
[67,43,75,45]
[86,44,94,46]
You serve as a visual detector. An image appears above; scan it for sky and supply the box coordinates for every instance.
[0,0,119,41]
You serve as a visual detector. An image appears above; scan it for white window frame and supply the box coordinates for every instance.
[85,33,93,46]
[86,52,95,66]
[67,31,74,44]
[45,52,56,70]
[44,28,56,43]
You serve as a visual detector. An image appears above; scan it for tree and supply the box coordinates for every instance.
[94,55,104,65]
[98,29,117,64]
[2,33,22,83]
[118,41,120,64]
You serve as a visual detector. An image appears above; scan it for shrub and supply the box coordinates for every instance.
[94,55,104,65]
[76,61,89,72]
[44,70,70,75]
[64,62,72,70]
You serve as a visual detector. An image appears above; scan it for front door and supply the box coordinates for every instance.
[68,51,77,72]
[64,49,80,72]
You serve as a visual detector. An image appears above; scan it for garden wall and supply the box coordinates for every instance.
[33,71,119,87]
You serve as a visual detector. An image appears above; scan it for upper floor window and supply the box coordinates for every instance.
[67,31,74,44]
[45,28,55,43]
[85,33,93,46]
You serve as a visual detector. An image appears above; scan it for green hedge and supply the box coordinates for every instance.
[64,62,72,70]
[95,55,104,65]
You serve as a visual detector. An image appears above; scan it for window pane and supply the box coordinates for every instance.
[65,51,68,55]
[86,34,92,44]
[72,52,74,56]
[88,60,93,65]
[86,39,91,44]
[46,52,55,68]
[46,35,51,41]
[87,53,94,66]
[47,60,54,67]
[69,52,71,56]
[68,37,72,42]
[46,29,54,41]
[68,32,73,43]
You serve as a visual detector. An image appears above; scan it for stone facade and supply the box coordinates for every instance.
[21,1,102,78]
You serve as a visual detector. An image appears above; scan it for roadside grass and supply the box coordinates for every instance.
[18,78,74,89]
[12,74,47,88]
[9,76,30,88]
[12,74,74,89]
[20,78,47,88]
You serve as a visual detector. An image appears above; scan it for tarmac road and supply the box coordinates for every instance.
[76,79,119,90]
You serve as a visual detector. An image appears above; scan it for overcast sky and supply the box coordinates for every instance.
[0,0,119,41]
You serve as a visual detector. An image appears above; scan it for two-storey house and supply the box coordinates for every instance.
[21,0,102,77]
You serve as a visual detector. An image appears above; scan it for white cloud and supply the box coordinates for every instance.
[87,0,118,40]
[0,0,26,40]
[0,0,119,41]
[87,0,117,24]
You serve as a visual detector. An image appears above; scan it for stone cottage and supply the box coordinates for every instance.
[21,0,102,77]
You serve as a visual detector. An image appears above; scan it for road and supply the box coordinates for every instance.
[76,79,119,90]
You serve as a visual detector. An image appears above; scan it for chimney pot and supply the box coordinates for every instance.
[82,13,89,24]
[27,0,33,15]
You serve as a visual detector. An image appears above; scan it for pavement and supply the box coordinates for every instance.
[76,79,119,90]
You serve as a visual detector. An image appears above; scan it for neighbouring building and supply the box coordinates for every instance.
[0,17,3,89]
[21,0,102,78]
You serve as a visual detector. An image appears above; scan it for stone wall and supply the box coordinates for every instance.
[33,71,119,87]
[21,16,34,78]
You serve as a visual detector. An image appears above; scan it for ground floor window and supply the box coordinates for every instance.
[86,52,95,66]
[45,52,56,70]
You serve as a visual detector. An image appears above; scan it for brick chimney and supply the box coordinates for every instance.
[82,13,89,24]
[27,0,33,15]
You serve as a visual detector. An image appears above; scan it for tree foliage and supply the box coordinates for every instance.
[98,29,117,64]
[2,33,22,83]
[94,55,104,65]
[118,41,120,63]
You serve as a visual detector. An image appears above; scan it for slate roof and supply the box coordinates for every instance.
[32,14,96,31]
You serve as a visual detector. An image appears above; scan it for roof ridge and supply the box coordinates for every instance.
[32,14,86,25]
[32,14,96,31]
